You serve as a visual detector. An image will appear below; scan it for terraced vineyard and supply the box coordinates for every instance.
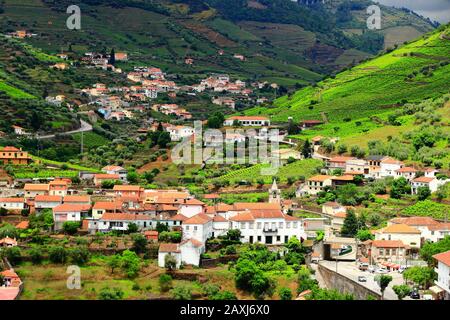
[211,159,323,184]
[244,25,450,123]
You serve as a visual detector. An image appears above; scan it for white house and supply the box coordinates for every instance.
[345,159,369,176]
[433,250,450,300]
[34,195,63,210]
[53,204,91,231]
[182,213,213,243]
[299,175,332,196]
[322,202,346,216]
[374,223,422,250]
[23,184,50,198]
[411,176,447,194]
[380,157,404,178]
[157,239,206,268]
[102,165,128,182]
[229,209,306,245]
[178,198,205,218]
[95,212,152,232]
[212,215,230,238]
[423,223,450,243]
[395,167,417,181]
[166,125,194,141]
[223,116,270,127]
[0,198,26,211]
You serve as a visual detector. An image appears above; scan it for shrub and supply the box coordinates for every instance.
[278,287,293,300]
[29,247,43,264]
[159,274,173,292]
[49,246,68,264]
[3,246,22,265]
[62,221,80,235]
[70,247,90,265]
[98,287,124,300]
[171,285,192,300]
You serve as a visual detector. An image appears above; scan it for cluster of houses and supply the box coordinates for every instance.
[298,155,448,196]
[4,30,37,39]
[0,175,306,268]
[151,104,192,120]
[80,51,128,72]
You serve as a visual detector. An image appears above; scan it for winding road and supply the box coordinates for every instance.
[36,120,93,139]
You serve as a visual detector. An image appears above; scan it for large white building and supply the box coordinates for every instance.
[433,251,450,300]
[223,116,270,127]
[182,213,213,243]
[229,209,306,245]
[374,223,422,250]
[158,239,205,268]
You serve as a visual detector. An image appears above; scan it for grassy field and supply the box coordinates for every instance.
[72,132,110,149]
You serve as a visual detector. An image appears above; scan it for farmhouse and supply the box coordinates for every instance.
[34,195,63,210]
[0,198,26,212]
[182,213,213,243]
[0,146,31,165]
[374,224,422,250]
[53,204,92,231]
[223,116,270,127]
[23,184,50,199]
[102,165,128,182]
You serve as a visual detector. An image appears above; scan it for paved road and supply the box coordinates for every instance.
[319,260,410,300]
[37,120,92,139]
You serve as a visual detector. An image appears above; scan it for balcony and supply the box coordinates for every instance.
[263,227,278,233]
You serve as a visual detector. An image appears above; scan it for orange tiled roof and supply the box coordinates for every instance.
[183,213,212,225]
[433,251,450,267]
[53,203,91,213]
[372,240,405,248]
[308,175,332,182]
[168,213,188,221]
[159,243,180,253]
[329,156,355,163]
[24,184,49,191]
[35,195,63,202]
[412,176,435,183]
[181,238,204,248]
[396,167,417,173]
[0,197,25,203]
[390,217,438,226]
[232,202,281,211]
[113,185,143,192]
[94,173,120,180]
[100,212,151,221]
[380,224,421,234]
[213,215,228,222]
[15,221,29,229]
[64,195,91,203]
[93,201,122,211]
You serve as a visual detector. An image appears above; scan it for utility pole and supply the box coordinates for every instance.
[80,131,84,155]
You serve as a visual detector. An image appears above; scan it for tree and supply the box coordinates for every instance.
[108,48,116,65]
[131,234,148,254]
[207,112,225,129]
[3,247,22,265]
[392,284,411,300]
[390,177,411,199]
[417,186,431,201]
[210,291,237,300]
[0,207,7,216]
[340,209,358,237]
[403,266,436,289]
[235,258,274,299]
[126,171,139,184]
[99,287,124,300]
[108,254,121,274]
[49,246,68,264]
[70,247,90,265]
[225,229,241,242]
[171,285,192,300]
[278,287,292,300]
[301,139,312,159]
[164,253,177,271]
[337,144,347,155]
[297,266,318,293]
[375,274,392,300]
[127,223,138,234]
[159,274,172,292]
[156,222,169,233]
[156,132,171,148]
[0,223,18,239]
[120,250,141,278]
[356,229,374,241]
[420,236,450,265]
[62,221,80,235]
[29,247,43,264]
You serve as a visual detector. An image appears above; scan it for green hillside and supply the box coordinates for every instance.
[0,0,435,84]
[244,25,450,122]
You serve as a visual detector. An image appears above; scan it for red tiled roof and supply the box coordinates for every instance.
[102,165,126,172]
[15,221,29,229]
[412,176,435,183]
[168,214,188,221]
[24,184,49,191]
[181,238,204,248]
[64,195,91,203]
[94,174,120,180]
[35,195,63,202]
[232,202,281,211]
[0,197,25,203]
[113,185,143,192]
[213,215,228,222]
[100,212,151,221]
[159,243,180,253]
[395,167,417,173]
[433,250,450,267]
[308,175,332,182]
[371,240,405,248]
[390,217,438,226]
[329,156,355,163]
[53,203,91,213]
[183,213,212,225]
[93,201,122,210]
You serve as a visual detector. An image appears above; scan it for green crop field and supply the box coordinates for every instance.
[72,132,110,149]
[211,158,323,184]
[402,200,450,220]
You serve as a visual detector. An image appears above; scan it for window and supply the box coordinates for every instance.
[194,226,198,231]
[271,223,276,230]
[279,222,283,229]
[257,236,261,242]
[249,223,254,229]
[286,222,291,229]
[257,222,262,229]
[293,222,298,228]
[241,222,246,229]
[186,226,190,230]
[276,236,281,242]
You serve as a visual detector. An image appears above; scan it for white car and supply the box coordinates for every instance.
[375,268,389,274]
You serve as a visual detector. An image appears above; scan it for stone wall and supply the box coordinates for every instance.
[318,263,381,300]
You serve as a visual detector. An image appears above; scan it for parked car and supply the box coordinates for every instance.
[368,265,376,273]
[358,263,369,271]
[358,276,367,282]
[410,290,420,299]
[398,266,409,273]
[375,268,389,274]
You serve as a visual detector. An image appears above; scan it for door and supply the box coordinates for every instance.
[265,236,272,244]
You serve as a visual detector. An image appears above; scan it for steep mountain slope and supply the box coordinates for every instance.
[244,24,450,122]
[0,0,435,85]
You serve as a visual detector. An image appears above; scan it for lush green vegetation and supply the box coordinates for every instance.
[402,200,450,220]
